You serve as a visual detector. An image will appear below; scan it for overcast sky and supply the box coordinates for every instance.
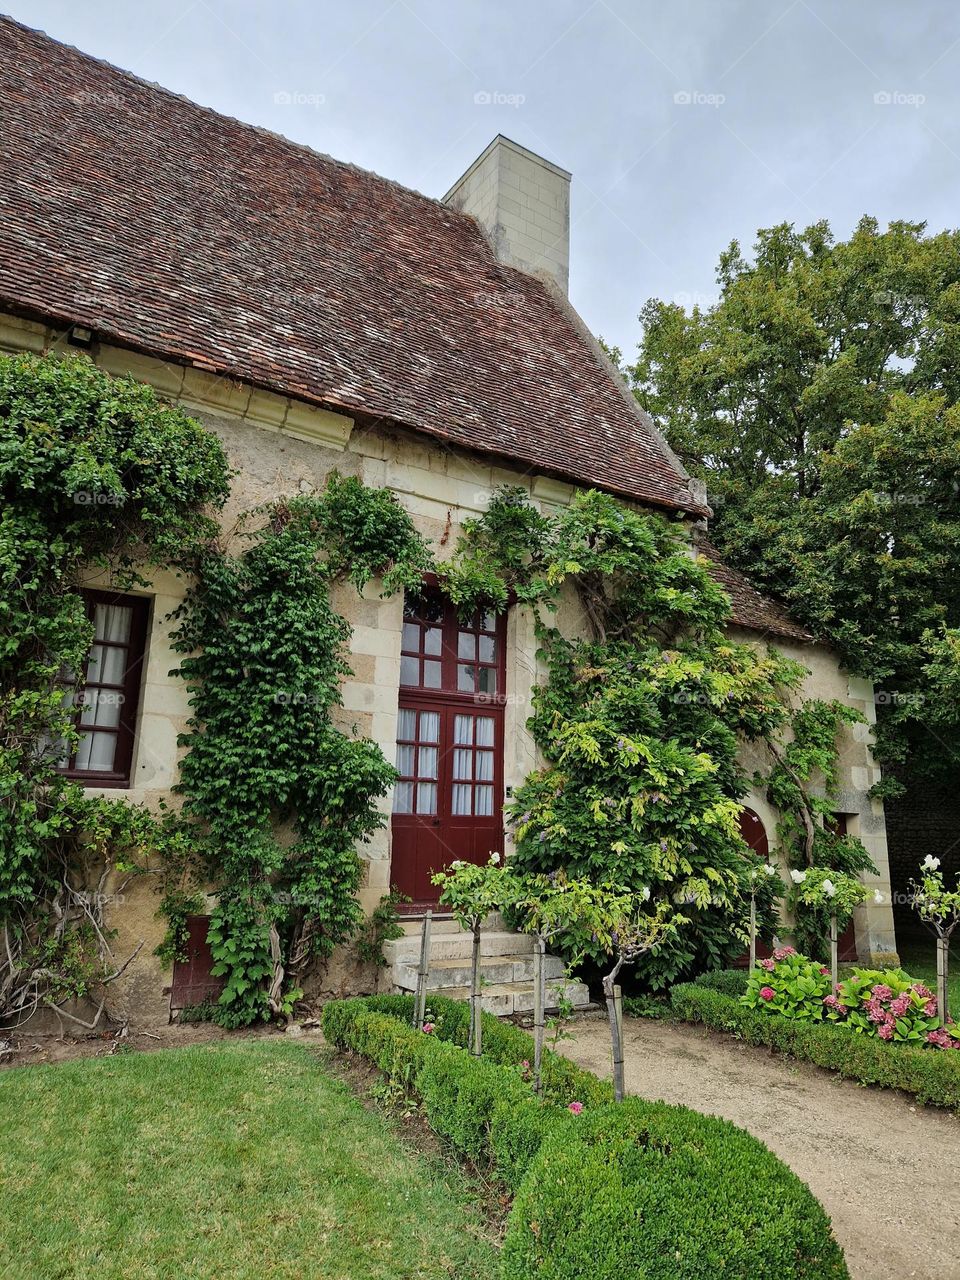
[10,0,960,356]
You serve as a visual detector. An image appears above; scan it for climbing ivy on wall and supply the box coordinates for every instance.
[168,479,432,1026]
[0,352,231,1024]
[441,487,874,986]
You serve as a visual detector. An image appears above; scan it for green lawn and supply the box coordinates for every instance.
[895,940,960,1014]
[0,1039,496,1280]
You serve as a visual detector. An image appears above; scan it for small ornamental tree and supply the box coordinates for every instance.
[789,867,868,985]
[432,856,519,1056]
[910,856,960,1023]
[745,859,783,970]
[512,872,620,1093]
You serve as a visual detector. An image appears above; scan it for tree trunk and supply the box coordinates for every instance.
[749,891,757,971]
[602,964,625,1102]
[470,923,482,1057]
[532,935,546,1094]
[829,913,839,989]
[413,910,432,1029]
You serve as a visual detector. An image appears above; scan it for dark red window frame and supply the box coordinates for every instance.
[58,589,150,789]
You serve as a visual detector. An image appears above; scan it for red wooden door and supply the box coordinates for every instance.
[390,593,505,904]
[170,916,226,1009]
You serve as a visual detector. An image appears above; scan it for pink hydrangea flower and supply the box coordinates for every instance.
[823,994,841,1010]
[422,1022,435,1034]
[913,983,933,1000]
[760,958,776,972]
[568,1101,584,1115]
[772,946,797,962]
[759,986,775,1001]
[871,984,893,1002]
[866,1000,886,1024]
[927,1029,952,1049]
[924,997,938,1017]
[877,1022,894,1040]
[889,994,911,1018]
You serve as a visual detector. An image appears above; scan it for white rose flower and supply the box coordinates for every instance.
[922,855,941,872]
[489,851,501,865]
[789,868,807,884]
[641,886,651,901]
[822,878,836,898]
[763,863,778,877]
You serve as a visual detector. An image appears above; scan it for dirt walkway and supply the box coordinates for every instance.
[558,1014,959,1280]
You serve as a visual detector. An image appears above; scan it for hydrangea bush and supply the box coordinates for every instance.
[743,950,960,1049]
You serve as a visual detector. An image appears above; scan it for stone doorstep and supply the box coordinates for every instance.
[397,910,509,938]
[382,930,535,966]
[391,952,568,991]
[413,979,591,1017]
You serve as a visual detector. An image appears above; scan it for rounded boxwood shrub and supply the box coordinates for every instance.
[694,967,749,997]
[501,1097,849,1279]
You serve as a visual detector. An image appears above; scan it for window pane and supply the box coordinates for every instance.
[457,632,476,660]
[416,782,437,815]
[479,635,495,663]
[86,644,127,685]
[401,622,419,652]
[94,603,132,644]
[476,751,494,782]
[418,746,438,779]
[477,667,497,694]
[393,780,414,814]
[453,748,473,781]
[452,784,472,816]
[399,655,419,686]
[75,730,117,772]
[454,715,473,745]
[78,689,122,728]
[396,744,415,776]
[397,708,416,740]
[423,627,442,656]
[420,712,440,742]
[423,660,442,688]
[475,717,494,747]
[475,785,494,816]
[481,612,497,632]
[457,665,476,692]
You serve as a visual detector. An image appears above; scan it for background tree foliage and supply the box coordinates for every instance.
[618,217,960,791]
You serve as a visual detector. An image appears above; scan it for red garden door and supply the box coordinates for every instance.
[390,592,505,905]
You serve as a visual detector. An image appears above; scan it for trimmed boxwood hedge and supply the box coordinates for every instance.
[671,982,960,1110]
[322,995,849,1279]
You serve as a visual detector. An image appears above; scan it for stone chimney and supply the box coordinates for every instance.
[443,135,571,294]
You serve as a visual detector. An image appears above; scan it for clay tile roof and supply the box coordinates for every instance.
[0,18,706,517]
[694,535,812,643]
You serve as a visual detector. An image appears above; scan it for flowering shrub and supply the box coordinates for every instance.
[742,947,831,1019]
[826,968,960,1048]
[743,951,960,1050]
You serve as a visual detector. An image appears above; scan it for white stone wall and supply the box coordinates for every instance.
[443,136,571,294]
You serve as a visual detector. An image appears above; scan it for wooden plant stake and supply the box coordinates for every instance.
[470,921,483,1057]
[749,889,757,972]
[532,935,546,1093]
[829,913,839,989]
[937,935,949,1026]
[413,910,432,1030]
[602,970,626,1102]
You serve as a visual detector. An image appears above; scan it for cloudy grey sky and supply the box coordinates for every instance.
[10,0,960,356]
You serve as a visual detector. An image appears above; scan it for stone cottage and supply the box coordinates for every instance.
[0,18,898,1020]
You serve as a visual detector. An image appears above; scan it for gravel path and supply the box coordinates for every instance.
[558,1015,960,1280]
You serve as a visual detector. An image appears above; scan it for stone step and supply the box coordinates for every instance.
[414,979,591,1017]
[391,952,567,992]
[397,910,507,938]
[383,929,535,966]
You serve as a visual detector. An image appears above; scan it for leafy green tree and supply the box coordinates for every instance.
[622,217,960,787]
